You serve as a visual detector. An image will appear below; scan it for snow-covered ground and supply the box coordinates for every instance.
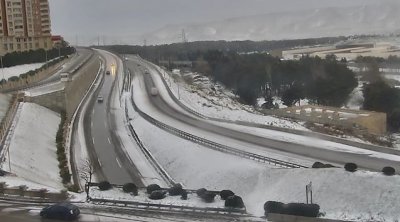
[247,168,400,221]
[153,68,307,130]
[113,106,400,221]
[24,82,64,97]
[0,175,60,192]
[0,93,11,121]
[345,81,364,110]
[1,103,63,190]
[89,187,225,209]
[0,63,45,80]
[384,73,400,87]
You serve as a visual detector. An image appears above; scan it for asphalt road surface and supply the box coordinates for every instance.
[89,51,143,185]
[38,47,93,85]
[126,56,400,172]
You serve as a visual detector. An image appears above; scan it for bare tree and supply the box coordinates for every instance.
[79,158,94,200]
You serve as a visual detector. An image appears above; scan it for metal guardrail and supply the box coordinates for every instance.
[128,91,306,169]
[90,198,247,215]
[124,97,176,186]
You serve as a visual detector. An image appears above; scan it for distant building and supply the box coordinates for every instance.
[0,0,54,55]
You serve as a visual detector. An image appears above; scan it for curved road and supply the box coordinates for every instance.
[126,56,400,172]
[88,50,143,185]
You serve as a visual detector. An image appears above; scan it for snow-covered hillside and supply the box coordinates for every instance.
[2,103,62,189]
[0,63,45,80]
[142,1,400,44]
[154,69,307,130]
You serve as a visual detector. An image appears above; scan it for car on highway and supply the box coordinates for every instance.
[106,70,111,75]
[150,87,158,96]
[97,96,104,103]
[40,203,80,220]
[145,69,150,74]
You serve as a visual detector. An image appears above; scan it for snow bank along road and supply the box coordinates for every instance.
[126,55,400,172]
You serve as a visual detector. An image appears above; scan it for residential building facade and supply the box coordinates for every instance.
[0,0,52,55]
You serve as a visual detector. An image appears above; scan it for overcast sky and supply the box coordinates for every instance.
[48,0,382,45]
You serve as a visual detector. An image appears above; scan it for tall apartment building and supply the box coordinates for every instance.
[0,0,53,55]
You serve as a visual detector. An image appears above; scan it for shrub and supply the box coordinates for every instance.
[344,163,358,172]
[60,167,71,184]
[196,188,207,197]
[67,184,80,192]
[264,201,284,215]
[168,184,184,196]
[201,191,216,203]
[146,184,161,194]
[220,190,235,200]
[149,190,166,200]
[98,181,112,191]
[225,195,245,208]
[282,203,320,218]
[312,162,335,168]
[123,183,138,194]
[382,166,396,176]
[324,164,335,168]
[181,190,188,200]
[312,162,325,168]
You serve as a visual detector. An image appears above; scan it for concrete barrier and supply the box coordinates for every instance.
[65,58,100,120]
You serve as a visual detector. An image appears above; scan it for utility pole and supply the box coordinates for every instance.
[306,181,313,204]
[181,29,187,43]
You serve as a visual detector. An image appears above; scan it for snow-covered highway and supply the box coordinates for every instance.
[126,55,400,172]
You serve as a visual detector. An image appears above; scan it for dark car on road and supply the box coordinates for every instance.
[40,203,80,221]
[106,70,111,75]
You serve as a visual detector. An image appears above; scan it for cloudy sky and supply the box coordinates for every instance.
[48,0,383,45]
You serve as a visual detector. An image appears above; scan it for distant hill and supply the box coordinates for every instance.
[141,2,400,44]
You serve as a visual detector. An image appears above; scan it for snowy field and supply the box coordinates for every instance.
[153,67,307,130]
[125,108,400,221]
[0,63,45,80]
[0,93,11,121]
[247,168,400,221]
[1,103,62,189]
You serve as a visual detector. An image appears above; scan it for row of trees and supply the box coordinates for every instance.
[102,37,347,62]
[363,80,400,131]
[194,51,357,107]
[1,46,75,68]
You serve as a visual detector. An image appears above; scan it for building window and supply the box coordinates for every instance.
[17,44,21,50]
[29,43,32,48]
[9,44,13,50]
[4,44,8,50]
